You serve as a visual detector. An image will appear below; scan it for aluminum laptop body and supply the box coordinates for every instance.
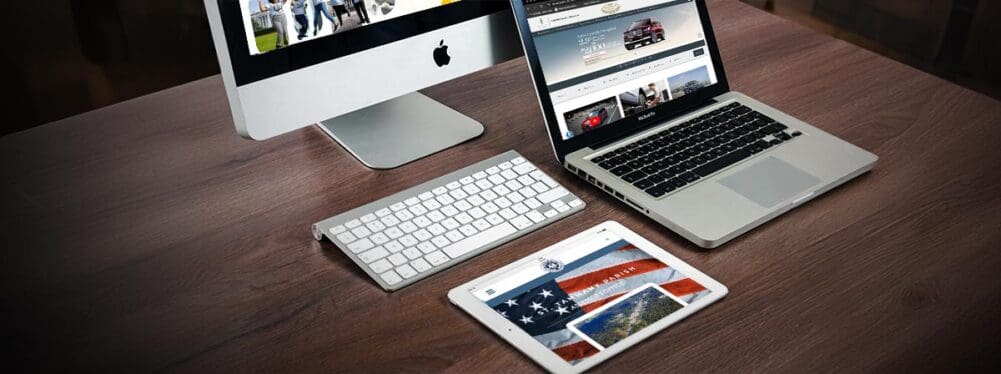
[509,0,877,248]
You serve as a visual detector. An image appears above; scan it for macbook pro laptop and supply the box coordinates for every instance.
[509,0,877,248]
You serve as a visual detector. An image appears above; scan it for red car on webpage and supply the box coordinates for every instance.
[580,107,609,132]
[624,18,665,50]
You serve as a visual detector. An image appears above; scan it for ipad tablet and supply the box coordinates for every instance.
[448,221,727,373]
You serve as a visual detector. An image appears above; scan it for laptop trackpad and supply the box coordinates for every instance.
[718,157,821,208]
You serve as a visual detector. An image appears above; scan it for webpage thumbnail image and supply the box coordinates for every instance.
[486,240,712,364]
[568,283,685,349]
[667,65,712,99]
[619,81,668,117]
[244,0,460,54]
[562,97,623,138]
[533,1,703,84]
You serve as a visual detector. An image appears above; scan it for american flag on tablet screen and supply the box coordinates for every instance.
[489,242,711,364]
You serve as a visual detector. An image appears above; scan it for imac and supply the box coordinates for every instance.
[204,1,521,168]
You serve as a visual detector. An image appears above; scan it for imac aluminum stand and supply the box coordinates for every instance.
[316,92,483,169]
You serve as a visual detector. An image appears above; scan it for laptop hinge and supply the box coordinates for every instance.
[590,98,718,150]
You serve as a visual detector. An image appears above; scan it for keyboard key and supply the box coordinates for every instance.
[431,236,451,248]
[411,258,432,273]
[380,215,400,227]
[525,198,542,209]
[399,234,418,247]
[759,123,788,135]
[396,264,417,279]
[537,187,569,204]
[417,242,436,254]
[511,216,533,230]
[366,221,386,232]
[370,259,394,274]
[361,213,377,223]
[359,246,389,263]
[390,202,407,211]
[527,211,546,223]
[347,238,374,253]
[445,230,465,242]
[645,186,666,198]
[370,233,389,245]
[473,219,491,231]
[388,253,407,266]
[634,178,655,190]
[335,232,357,244]
[380,270,402,285]
[413,229,432,241]
[350,226,371,238]
[693,149,752,177]
[330,225,347,235]
[513,162,536,174]
[425,251,449,266]
[428,223,447,235]
[403,247,422,260]
[384,240,404,253]
[459,224,478,236]
[376,208,392,217]
[442,223,517,259]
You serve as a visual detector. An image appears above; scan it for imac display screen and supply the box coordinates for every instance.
[242,0,463,55]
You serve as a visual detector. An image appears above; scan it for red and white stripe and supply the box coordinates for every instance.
[540,247,708,363]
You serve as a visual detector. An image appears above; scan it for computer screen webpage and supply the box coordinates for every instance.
[473,230,713,365]
[240,0,462,55]
[525,0,719,140]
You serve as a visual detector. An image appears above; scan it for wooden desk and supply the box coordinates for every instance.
[3,1,1000,371]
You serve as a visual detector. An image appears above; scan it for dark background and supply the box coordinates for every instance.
[1,0,999,136]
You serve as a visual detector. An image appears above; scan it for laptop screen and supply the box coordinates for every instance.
[523,0,720,140]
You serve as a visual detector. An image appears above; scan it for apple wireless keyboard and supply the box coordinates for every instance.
[312,150,585,291]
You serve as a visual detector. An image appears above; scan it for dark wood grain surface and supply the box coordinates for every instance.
[3,1,1001,372]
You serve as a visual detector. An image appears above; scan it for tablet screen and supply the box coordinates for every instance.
[472,229,713,365]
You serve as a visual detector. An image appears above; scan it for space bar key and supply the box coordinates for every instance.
[442,223,518,259]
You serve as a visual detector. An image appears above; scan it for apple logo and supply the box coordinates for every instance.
[433,40,451,67]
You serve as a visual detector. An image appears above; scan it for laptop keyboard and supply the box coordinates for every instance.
[590,102,802,198]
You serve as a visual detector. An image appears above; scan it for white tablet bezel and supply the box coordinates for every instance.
[448,221,728,373]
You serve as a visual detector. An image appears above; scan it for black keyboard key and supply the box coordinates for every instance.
[610,166,632,176]
[623,171,647,182]
[770,138,783,146]
[668,178,688,188]
[633,178,655,190]
[658,183,677,193]
[668,165,688,174]
[692,149,752,177]
[647,174,666,184]
[759,123,788,135]
[756,140,772,149]
[776,132,792,141]
[599,161,616,170]
[681,172,700,183]
[645,186,667,198]
[691,156,707,165]
[710,147,726,157]
[744,145,763,154]
[627,160,644,169]
[681,161,698,170]
[641,166,659,174]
